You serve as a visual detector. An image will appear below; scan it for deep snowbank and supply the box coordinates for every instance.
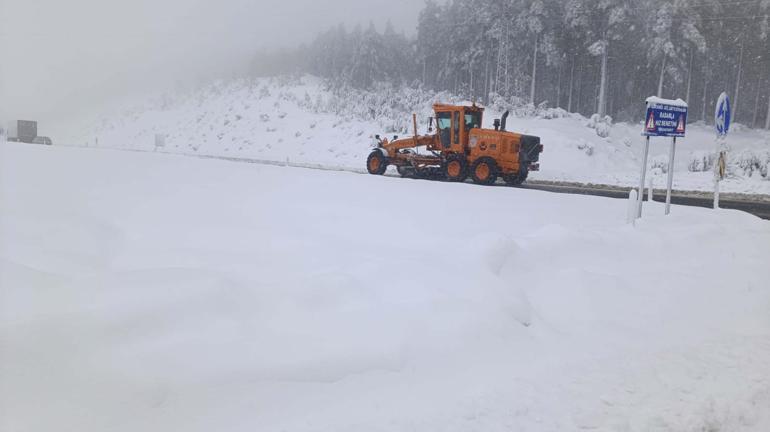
[78,76,770,195]
[2,142,770,431]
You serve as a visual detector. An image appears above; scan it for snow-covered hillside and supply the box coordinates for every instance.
[3,142,770,431]
[79,76,770,195]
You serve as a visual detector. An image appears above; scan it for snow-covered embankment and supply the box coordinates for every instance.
[80,76,770,195]
[2,142,770,431]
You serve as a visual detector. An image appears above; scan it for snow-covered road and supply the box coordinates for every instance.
[2,143,770,431]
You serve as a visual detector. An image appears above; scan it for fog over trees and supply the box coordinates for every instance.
[254,0,770,128]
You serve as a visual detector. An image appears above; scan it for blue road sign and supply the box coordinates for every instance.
[643,99,688,138]
[715,92,731,137]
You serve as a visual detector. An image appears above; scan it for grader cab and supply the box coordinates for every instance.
[366,104,543,185]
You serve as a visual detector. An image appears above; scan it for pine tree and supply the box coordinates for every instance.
[284,0,770,126]
[565,0,635,117]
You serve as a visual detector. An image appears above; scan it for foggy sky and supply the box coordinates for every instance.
[0,0,425,138]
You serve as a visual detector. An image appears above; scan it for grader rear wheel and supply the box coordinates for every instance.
[470,157,498,185]
[503,166,529,186]
[367,150,388,175]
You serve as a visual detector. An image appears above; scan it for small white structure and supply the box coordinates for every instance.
[627,189,638,225]
[154,134,166,151]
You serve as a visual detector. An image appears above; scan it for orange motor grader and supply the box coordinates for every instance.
[366,104,543,185]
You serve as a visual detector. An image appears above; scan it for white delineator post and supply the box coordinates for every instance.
[648,177,654,202]
[637,136,650,218]
[627,189,638,225]
[665,137,677,215]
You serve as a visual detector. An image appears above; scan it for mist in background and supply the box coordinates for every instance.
[0,0,424,139]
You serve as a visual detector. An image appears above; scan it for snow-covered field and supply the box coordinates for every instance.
[2,141,770,431]
[79,76,770,195]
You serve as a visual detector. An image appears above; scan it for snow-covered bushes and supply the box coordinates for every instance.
[305,83,577,135]
[688,151,715,172]
[485,94,575,120]
[576,140,595,156]
[537,106,573,120]
[485,92,530,116]
[586,114,612,138]
[732,150,770,179]
[321,84,455,134]
[687,150,770,180]
[650,154,669,173]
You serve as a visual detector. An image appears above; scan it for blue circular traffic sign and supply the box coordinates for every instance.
[715,92,731,137]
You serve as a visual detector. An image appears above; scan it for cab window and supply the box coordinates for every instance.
[465,112,481,131]
[437,113,452,130]
[437,112,452,148]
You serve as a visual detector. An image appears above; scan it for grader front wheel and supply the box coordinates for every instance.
[367,151,388,175]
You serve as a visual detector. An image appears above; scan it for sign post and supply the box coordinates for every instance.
[665,137,677,215]
[640,96,688,219]
[714,92,731,209]
[637,136,651,218]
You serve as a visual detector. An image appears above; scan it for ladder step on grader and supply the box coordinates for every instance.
[366,103,543,185]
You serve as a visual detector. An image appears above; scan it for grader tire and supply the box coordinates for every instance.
[470,157,498,185]
[504,167,529,186]
[443,155,468,182]
[367,151,388,175]
[517,167,530,184]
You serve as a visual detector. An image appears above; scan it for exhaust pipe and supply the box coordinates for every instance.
[500,111,510,132]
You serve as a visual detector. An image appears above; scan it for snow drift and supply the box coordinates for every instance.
[2,142,770,431]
